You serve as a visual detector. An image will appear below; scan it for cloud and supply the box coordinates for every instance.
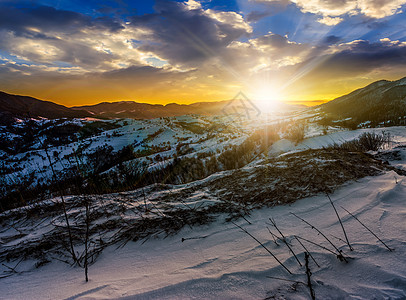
[246,0,290,21]
[0,0,404,105]
[317,16,344,26]
[129,0,252,66]
[0,2,155,71]
[0,3,123,36]
[295,38,406,81]
[246,10,274,22]
[0,0,255,103]
[322,35,342,45]
[258,0,406,19]
[250,33,311,65]
[356,0,405,18]
[0,57,241,105]
[233,35,406,101]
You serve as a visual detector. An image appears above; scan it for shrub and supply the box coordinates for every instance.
[79,121,120,139]
[357,132,390,151]
[286,122,306,144]
[328,132,390,152]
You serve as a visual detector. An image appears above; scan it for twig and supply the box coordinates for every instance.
[291,212,348,263]
[341,206,393,251]
[2,263,18,273]
[294,236,320,268]
[1,257,23,274]
[84,196,90,282]
[266,226,280,246]
[231,222,292,274]
[181,235,209,242]
[330,234,346,244]
[305,252,316,300]
[295,236,337,255]
[45,147,78,264]
[327,194,353,251]
[269,218,302,266]
[240,213,252,225]
[49,256,71,265]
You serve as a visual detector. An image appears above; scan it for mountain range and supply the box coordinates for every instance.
[1,76,405,125]
[71,100,233,119]
[0,92,301,123]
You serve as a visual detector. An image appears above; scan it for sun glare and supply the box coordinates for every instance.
[251,85,284,112]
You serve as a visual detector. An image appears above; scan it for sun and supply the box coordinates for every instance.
[250,85,284,112]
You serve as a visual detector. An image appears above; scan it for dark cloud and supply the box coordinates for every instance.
[254,33,296,48]
[0,2,124,37]
[130,0,251,66]
[366,20,388,29]
[246,10,273,22]
[322,35,342,45]
[246,0,290,22]
[326,40,406,73]
[297,39,406,81]
[248,0,290,21]
[101,65,192,80]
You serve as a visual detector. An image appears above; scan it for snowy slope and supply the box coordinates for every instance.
[1,171,405,299]
[1,111,406,299]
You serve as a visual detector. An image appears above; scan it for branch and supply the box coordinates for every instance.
[327,194,353,251]
[231,222,292,274]
[291,212,348,263]
[269,218,302,266]
[305,252,316,300]
[341,206,393,252]
[294,236,320,268]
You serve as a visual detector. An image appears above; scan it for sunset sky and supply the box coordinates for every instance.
[0,0,405,106]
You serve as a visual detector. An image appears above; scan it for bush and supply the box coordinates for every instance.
[79,121,120,139]
[217,127,280,170]
[328,132,390,152]
[286,122,306,144]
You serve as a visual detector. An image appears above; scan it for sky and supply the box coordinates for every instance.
[0,0,405,106]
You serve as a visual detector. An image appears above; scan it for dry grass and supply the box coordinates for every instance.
[0,149,392,266]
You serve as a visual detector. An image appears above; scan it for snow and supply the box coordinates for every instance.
[1,170,406,299]
[2,112,406,299]
[269,126,406,156]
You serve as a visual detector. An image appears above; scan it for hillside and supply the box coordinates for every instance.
[0,91,90,122]
[1,136,406,299]
[321,77,406,127]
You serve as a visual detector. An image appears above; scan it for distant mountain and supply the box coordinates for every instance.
[321,77,406,126]
[71,100,231,119]
[73,99,304,119]
[0,91,90,124]
[0,91,233,123]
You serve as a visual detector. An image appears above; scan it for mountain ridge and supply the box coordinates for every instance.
[1,76,406,124]
[321,76,406,126]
